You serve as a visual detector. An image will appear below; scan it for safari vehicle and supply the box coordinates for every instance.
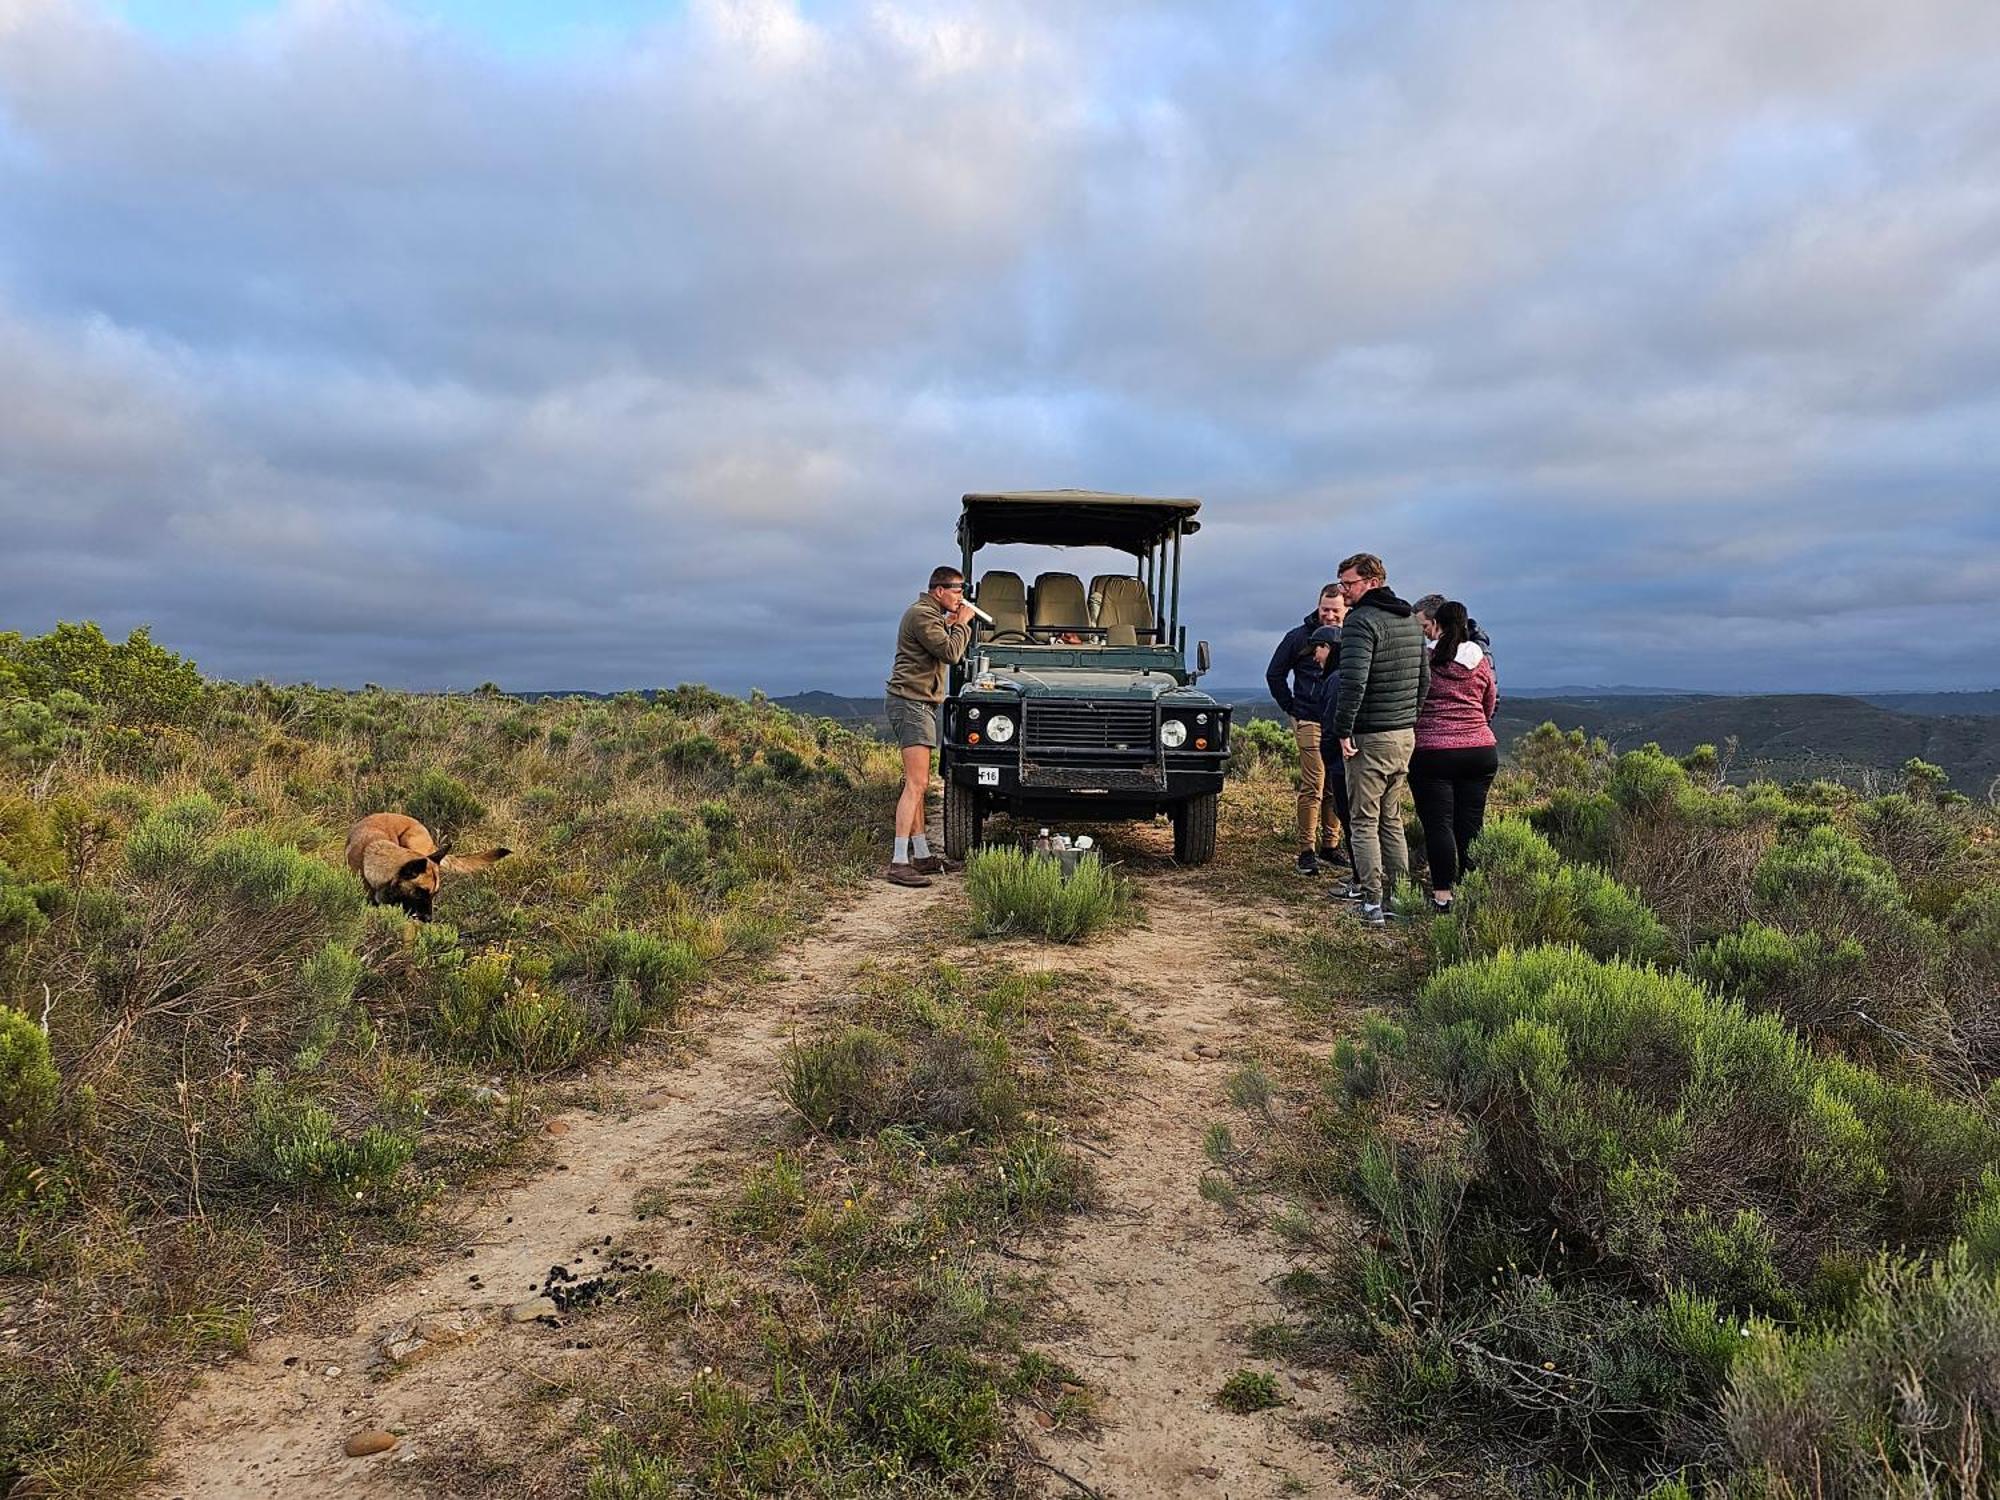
[939,491,1231,864]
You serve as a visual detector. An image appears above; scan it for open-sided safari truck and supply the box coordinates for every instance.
[940,490,1231,864]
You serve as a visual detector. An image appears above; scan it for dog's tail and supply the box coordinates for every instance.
[440,847,511,875]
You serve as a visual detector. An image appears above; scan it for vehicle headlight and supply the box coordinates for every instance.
[1159,718,1188,748]
[986,713,1015,744]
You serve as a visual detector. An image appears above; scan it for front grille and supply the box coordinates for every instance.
[1023,701,1155,753]
[1021,763,1164,790]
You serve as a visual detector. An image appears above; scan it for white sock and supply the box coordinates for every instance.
[894,836,911,862]
[912,834,932,859]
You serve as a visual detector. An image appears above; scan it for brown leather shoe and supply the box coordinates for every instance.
[884,861,933,888]
[912,853,962,875]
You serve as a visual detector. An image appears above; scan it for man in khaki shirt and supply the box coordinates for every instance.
[883,565,976,887]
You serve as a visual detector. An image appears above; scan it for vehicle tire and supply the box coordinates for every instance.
[1173,791,1218,865]
[944,779,984,860]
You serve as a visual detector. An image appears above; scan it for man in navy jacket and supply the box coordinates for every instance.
[1266,584,1348,874]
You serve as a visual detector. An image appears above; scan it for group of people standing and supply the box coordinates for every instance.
[1264,552,1498,926]
[873,552,1498,916]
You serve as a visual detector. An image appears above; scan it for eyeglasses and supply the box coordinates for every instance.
[1337,577,1368,590]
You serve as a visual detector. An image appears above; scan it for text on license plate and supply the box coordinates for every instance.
[977,766,1001,785]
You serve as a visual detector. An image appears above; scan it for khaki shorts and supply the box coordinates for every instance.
[884,693,939,750]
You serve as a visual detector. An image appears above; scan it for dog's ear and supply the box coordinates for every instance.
[397,856,432,884]
[430,841,454,863]
[440,846,510,875]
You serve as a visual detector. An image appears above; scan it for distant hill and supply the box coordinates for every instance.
[1487,693,2000,795]
[1861,690,2000,718]
[771,687,2000,794]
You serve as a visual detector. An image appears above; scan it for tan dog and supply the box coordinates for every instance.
[345,813,510,922]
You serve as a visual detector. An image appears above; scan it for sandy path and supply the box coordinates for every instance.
[140,874,945,1499]
[141,847,1357,1499]
[1015,874,1357,1500]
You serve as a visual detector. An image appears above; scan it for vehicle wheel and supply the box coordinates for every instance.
[1173,791,1218,865]
[944,779,984,860]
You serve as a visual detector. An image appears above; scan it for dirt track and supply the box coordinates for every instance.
[142,842,1355,1499]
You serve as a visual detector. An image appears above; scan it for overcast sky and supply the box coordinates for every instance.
[3,0,1997,695]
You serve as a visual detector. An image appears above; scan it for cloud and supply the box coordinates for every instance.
[1,0,1998,694]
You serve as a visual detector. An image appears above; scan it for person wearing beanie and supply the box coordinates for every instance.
[1307,624,1352,868]
[1408,600,1498,915]
[1264,584,1348,875]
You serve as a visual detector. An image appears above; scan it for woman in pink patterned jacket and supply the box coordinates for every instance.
[1409,601,1498,914]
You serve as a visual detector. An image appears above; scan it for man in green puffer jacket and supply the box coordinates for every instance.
[1329,552,1429,923]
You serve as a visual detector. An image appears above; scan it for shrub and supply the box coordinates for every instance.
[1690,922,1867,1034]
[486,987,587,1071]
[1413,946,2000,1309]
[1528,786,1617,868]
[1380,1279,1741,1471]
[1950,884,2000,984]
[0,621,209,727]
[1229,718,1297,777]
[0,862,62,951]
[784,1027,899,1136]
[965,847,1128,943]
[0,1007,59,1160]
[0,697,83,769]
[976,1130,1095,1221]
[1752,825,1925,947]
[202,831,361,926]
[587,929,705,1010]
[783,1018,1018,1144]
[1331,1132,1743,1472]
[1216,1370,1282,1413]
[123,792,223,877]
[1431,818,1670,966]
[1510,723,1610,796]
[1749,826,1945,1045]
[244,1072,414,1199]
[1609,744,1691,815]
[1724,1248,2000,1498]
[398,769,487,838]
[1331,1016,1409,1103]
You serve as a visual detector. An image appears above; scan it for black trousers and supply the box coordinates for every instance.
[1316,738,1353,851]
[1408,745,1499,890]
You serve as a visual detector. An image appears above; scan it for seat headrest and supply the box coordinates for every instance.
[1030,572,1089,629]
[1093,576,1155,630]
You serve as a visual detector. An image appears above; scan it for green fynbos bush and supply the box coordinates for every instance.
[965,846,1128,943]
[1414,946,2000,1308]
[1432,818,1670,966]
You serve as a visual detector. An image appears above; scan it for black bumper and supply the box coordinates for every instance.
[942,750,1226,818]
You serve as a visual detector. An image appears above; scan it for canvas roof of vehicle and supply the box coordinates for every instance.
[958,490,1202,554]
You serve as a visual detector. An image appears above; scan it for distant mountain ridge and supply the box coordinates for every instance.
[767,688,2000,795]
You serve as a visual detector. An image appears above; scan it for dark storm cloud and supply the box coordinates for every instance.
[2,0,1998,695]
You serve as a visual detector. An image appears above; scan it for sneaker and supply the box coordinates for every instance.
[1294,850,1320,877]
[1359,903,1387,927]
[913,853,962,875]
[884,861,933,888]
[1329,881,1369,902]
[1429,896,1454,916]
[1317,844,1349,869]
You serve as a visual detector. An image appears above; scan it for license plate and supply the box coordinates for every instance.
[977,766,1001,786]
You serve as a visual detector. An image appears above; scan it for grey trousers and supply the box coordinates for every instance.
[1345,729,1414,904]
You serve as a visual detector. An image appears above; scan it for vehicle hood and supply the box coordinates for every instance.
[969,669,1217,704]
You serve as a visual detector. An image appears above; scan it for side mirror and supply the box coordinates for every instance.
[1196,640,1212,674]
